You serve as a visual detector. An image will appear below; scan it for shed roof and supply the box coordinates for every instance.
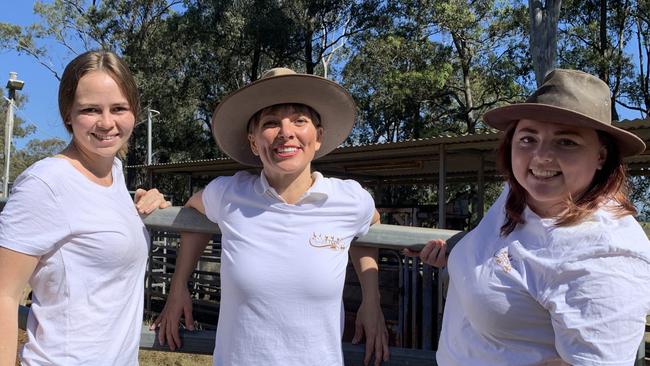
[128,118,650,185]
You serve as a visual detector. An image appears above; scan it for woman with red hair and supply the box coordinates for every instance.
[410,69,650,365]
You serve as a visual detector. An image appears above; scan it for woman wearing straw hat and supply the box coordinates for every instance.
[153,68,389,366]
[408,69,650,365]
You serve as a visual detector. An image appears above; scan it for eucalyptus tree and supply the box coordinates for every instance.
[343,31,454,144]
[621,0,650,118]
[558,0,637,120]
[430,0,530,133]
[528,0,562,85]
[277,0,388,75]
[344,0,529,144]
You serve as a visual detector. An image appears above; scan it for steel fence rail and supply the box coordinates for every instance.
[140,206,464,251]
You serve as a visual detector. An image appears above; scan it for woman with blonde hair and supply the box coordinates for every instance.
[0,50,168,365]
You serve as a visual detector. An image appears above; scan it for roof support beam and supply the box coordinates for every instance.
[477,154,485,220]
[438,144,447,229]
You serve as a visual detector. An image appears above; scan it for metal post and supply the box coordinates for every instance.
[477,154,485,221]
[438,144,446,229]
[3,72,24,198]
[146,108,160,165]
[3,93,14,198]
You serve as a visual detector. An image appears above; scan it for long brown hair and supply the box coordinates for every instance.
[497,121,635,236]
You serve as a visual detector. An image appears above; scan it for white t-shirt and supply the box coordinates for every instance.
[202,171,375,366]
[437,187,650,366]
[0,157,149,366]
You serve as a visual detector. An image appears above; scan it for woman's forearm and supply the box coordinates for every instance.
[169,231,212,292]
[350,246,381,303]
[0,298,19,365]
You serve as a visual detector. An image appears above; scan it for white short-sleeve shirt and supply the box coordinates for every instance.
[437,187,650,366]
[0,157,149,366]
[202,171,375,366]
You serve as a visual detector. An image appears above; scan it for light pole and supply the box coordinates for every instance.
[146,108,160,165]
[3,72,24,197]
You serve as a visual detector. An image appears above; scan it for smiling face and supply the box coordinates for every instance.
[67,71,135,162]
[247,104,323,185]
[511,119,607,217]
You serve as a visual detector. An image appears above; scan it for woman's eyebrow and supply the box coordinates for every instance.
[553,129,582,137]
[515,127,537,134]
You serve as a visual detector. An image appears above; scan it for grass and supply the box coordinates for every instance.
[16,329,212,366]
[138,349,212,366]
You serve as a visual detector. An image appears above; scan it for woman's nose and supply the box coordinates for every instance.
[533,142,554,162]
[96,111,116,129]
[277,119,295,139]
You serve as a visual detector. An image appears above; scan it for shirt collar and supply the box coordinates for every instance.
[256,171,328,203]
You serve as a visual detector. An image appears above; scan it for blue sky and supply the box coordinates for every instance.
[0,1,72,149]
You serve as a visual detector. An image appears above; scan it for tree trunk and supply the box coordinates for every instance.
[599,0,608,81]
[251,39,261,81]
[304,17,316,74]
[451,32,476,133]
[528,0,562,86]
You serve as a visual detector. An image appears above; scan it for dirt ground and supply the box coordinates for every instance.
[17,328,650,365]
[138,349,212,366]
[16,329,211,366]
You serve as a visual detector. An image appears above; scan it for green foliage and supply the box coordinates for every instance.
[343,33,454,143]
[558,0,648,119]
[0,0,649,208]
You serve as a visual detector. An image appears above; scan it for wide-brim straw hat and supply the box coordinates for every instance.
[211,67,356,166]
[483,69,645,157]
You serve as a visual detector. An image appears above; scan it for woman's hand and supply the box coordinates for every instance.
[403,239,448,268]
[353,299,390,366]
[134,188,171,214]
[149,285,194,351]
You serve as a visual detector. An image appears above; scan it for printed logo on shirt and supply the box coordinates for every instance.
[494,247,512,272]
[309,232,346,250]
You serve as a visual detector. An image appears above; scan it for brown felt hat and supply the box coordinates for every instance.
[483,69,645,157]
[211,67,356,166]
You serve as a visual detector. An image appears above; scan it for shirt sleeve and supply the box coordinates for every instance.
[0,173,71,256]
[541,254,650,365]
[353,182,376,238]
[201,176,228,223]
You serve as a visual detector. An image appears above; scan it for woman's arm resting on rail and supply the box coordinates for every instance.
[350,210,389,366]
[151,191,211,351]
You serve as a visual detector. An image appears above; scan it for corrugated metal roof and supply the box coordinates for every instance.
[126,118,650,180]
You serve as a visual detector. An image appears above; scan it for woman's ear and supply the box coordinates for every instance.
[314,126,324,151]
[248,134,259,156]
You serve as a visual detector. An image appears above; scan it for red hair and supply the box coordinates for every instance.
[497,122,636,236]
